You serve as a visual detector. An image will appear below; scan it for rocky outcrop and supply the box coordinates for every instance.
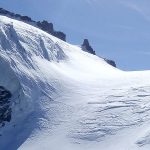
[37,21,54,34]
[104,58,116,67]
[53,31,66,41]
[37,21,66,41]
[81,39,96,55]
[0,86,12,127]
[0,8,32,22]
[81,39,116,67]
[0,8,66,41]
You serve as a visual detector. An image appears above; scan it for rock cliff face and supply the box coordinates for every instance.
[0,8,66,41]
[37,21,66,41]
[0,86,12,127]
[81,39,116,67]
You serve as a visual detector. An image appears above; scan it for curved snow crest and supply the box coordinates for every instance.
[1,15,150,150]
[0,15,67,62]
[0,15,122,149]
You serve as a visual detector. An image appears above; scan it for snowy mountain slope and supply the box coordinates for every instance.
[0,15,150,150]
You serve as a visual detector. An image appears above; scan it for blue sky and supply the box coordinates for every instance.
[0,0,150,70]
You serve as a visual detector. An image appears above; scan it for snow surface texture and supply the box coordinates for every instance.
[0,15,150,150]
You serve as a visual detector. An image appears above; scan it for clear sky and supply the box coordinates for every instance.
[0,0,150,71]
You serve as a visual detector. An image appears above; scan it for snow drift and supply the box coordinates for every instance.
[0,15,150,150]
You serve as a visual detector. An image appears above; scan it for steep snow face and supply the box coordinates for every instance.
[0,15,150,150]
[0,15,67,132]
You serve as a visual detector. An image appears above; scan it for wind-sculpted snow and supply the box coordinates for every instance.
[0,15,150,150]
[70,86,150,141]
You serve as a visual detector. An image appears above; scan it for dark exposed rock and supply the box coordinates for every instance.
[37,21,54,34]
[0,8,10,15]
[0,8,66,41]
[104,58,116,67]
[81,39,116,67]
[81,39,96,55]
[36,21,66,41]
[0,86,12,127]
[53,31,66,41]
[20,16,32,22]
[37,21,66,41]
[14,14,21,18]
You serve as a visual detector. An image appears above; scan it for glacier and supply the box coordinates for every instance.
[0,15,150,150]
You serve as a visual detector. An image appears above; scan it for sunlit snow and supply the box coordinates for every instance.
[0,15,150,150]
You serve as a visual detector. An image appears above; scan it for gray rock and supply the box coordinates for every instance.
[53,31,66,41]
[81,39,116,67]
[20,16,32,22]
[104,58,116,67]
[37,21,54,34]
[0,8,66,41]
[0,86,12,127]
[81,39,96,55]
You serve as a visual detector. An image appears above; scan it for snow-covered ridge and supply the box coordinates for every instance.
[0,14,117,129]
[0,15,150,150]
[0,8,66,41]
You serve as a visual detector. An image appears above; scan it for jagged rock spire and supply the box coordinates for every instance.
[81,39,96,55]
[81,39,116,67]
